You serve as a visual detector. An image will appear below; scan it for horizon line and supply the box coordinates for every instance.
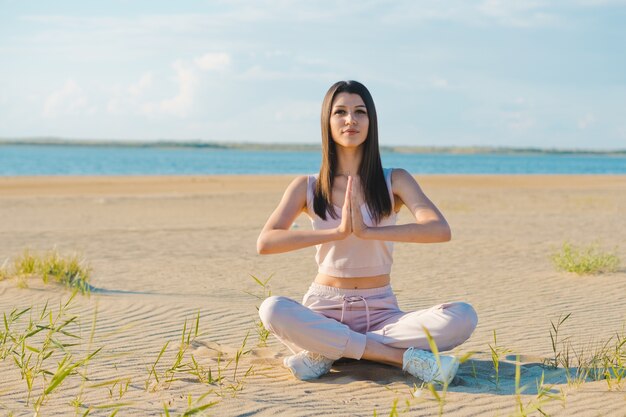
[1,137,625,155]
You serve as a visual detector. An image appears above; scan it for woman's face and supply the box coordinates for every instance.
[329,92,369,148]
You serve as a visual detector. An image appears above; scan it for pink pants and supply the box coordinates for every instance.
[259,283,478,360]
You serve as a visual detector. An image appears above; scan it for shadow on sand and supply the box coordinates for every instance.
[299,356,581,397]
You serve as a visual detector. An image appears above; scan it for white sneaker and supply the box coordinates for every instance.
[283,351,334,380]
[402,347,459,385]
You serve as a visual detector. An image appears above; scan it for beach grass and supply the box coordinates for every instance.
[2,249,92,294]
[0,292,258,416]
[537,312,626,391]
[368,312,624,416]
[143,311,254,403]
[565,334,626,389]
[545,313,572,369]
[489,329,511,391]
[246,274,273,347]
[0,292,103,416]
[551,242,620,275]
[512,364,565,417]
[161,391,219,417]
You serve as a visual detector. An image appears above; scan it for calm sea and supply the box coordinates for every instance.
[1,145,625,175]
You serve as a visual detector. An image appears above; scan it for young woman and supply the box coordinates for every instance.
[257,80,477,383]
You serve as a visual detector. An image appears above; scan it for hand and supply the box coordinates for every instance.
[350,177,368,238]
[336,176,353,239]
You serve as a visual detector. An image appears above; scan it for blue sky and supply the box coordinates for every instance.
[1,0,625,149]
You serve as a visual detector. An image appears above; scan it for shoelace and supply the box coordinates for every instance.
[403,347,437,381]
[303,352,332,373]
[340,295,371,332]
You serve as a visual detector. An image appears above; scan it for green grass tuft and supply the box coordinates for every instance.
[551,242,620,275]
[4,249,92,294]
[38,251,92,293]
[14,250,39,276]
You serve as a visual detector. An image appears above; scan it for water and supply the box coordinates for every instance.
[1,145,625,175]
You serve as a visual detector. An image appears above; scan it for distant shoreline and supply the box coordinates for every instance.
[1,137,625,156]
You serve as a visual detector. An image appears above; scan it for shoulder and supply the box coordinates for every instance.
[283,174,316,202]
[391,169,427,200]
[390,168,417,187]
[285,175,309,194]
[290,174,309,186]
[274,175,310,211]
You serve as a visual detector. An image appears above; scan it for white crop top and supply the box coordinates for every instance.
[305,168,397,278]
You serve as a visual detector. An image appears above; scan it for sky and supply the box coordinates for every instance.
[1,0,625,149]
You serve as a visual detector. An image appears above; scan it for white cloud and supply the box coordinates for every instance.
[105,53,234,119]
[129,72,154,96]
[106,97,120,114]
[194,53,231,71]
[154,61,197,117]
[107,73,154,114]
[577,113,596,129]
[43,79,89,118]
[431,76,450,89]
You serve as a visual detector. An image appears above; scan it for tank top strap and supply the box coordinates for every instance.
[306,174,317,213]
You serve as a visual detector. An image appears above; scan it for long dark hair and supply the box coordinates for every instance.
[313,80,392,223]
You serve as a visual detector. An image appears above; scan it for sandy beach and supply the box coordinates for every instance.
[1,174,625,416]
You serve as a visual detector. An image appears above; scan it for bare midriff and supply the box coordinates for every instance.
[314,273,391,289]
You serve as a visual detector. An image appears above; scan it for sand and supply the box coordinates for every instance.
[0,175,625,416]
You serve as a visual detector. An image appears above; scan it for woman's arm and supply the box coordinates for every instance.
[257,176,353,254]
[352,169,451,243]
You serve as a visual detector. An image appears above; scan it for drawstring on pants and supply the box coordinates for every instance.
[340,295,371,333]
